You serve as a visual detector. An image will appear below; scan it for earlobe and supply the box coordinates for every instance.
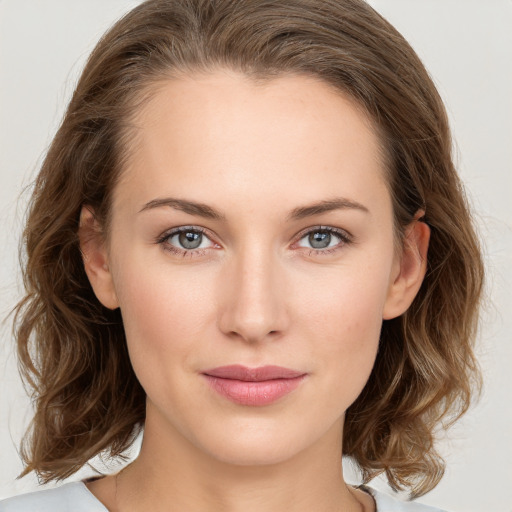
[382,215,430,320]
[78,206,119,310]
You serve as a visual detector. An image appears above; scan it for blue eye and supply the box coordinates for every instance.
[157,226,216,257]
[157,225,351,259]
[169,229,209,250]
[296,226,351,254]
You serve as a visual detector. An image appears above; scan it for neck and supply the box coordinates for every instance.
[113,406,368,512]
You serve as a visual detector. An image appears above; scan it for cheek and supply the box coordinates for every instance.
[112,254,217,377]
[300,259,390,338]
[296,260,391,399]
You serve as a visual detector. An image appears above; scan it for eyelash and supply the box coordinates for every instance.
[156,225,353,259]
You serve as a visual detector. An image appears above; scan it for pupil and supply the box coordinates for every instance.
[179,231,202,249]
[309,231,330,249]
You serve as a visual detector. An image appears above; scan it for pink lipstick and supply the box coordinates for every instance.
[202,365,307,406]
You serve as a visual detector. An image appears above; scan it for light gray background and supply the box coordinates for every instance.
[1,1,511,511]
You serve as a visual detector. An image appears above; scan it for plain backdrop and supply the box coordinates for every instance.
[0,1,511,511]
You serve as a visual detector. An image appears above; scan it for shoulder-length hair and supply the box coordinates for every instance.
[14,0,483,497]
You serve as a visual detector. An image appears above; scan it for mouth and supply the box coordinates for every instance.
[201,365,308,406]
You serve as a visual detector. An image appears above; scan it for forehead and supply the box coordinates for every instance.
[114,70,388,217]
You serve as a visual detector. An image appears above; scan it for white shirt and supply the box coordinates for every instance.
[0,481,448,511]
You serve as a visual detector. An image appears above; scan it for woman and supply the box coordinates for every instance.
[1,0,483,511]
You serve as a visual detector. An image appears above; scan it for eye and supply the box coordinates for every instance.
[295,226,352,255]
[156,225,352,258]
[157,226,218,257]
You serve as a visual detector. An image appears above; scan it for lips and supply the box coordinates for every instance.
[203,365,305,381]
[201,365,307,406]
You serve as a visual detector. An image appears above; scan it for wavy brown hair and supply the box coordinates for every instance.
[13,0,483,498]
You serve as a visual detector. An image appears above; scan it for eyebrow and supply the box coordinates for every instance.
[139,196,369,221]
[287,197,369,221]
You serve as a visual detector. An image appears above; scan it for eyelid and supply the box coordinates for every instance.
[156,225,214,244]
[294,225,353,244]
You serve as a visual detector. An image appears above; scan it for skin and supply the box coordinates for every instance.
[80,70,429,512]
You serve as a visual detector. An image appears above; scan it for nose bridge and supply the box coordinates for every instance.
[218,241,287,343]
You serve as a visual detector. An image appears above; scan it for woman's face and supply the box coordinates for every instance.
[84,70,425,466]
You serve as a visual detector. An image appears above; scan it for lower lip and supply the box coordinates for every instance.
[202,374,307,406]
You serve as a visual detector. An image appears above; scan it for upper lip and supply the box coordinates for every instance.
[202,365,306,381]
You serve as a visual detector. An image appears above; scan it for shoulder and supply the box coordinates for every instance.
[0,482,108,512]
[363,486,449,512]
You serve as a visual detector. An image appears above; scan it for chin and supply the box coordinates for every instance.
[189,417,329,468]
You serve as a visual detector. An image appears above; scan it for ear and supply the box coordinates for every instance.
[78,206,119,310]
[382,213,430,320]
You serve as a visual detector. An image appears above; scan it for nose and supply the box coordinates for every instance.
[217,244,289,344]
